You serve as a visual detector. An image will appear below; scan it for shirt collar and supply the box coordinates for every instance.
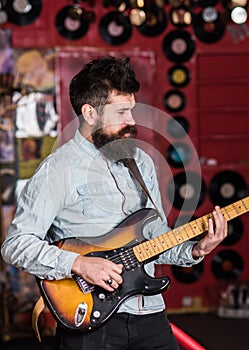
[73,128,100,156]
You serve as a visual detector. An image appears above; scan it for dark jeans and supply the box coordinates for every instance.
[54,311,180,350]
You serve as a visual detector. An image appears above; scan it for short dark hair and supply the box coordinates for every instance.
[69,56,140,117]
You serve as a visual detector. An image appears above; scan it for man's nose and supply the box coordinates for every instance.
[125,111,135,125]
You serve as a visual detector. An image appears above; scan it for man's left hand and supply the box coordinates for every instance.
[192,206,228,259]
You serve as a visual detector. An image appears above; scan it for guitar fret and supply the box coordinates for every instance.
[182,224,190,239]
[222,205,231,219]
[168,229,179,246]
[158,235,170,251]
[154,236,166,254]
[173,228,185,243]
[148,239,161,255]
[241,198,249,211]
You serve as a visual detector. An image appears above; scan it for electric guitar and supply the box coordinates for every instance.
[37,196,249,332]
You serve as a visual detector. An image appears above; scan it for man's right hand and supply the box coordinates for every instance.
[71,255,123,292]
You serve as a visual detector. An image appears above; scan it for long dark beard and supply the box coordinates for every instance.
[92,125,138,163]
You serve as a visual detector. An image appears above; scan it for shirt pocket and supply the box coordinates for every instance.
[76,182,120,219]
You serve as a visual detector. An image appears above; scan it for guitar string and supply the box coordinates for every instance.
[99,198,249,266]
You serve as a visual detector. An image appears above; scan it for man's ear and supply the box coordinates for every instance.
[81,104,97,126]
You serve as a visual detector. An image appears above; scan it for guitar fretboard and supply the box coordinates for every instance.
[133,197,249,263]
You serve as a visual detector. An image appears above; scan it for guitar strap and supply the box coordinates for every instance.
[122,158,163,221]
[32,295,45,342]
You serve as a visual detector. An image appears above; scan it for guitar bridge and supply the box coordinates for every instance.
[75,276,94,294]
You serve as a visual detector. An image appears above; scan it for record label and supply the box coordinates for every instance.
[99,11,132,46]
[163,30,196,63]
[166,142,192,168]
[6,0,42,26]
[167,65,190,87]
[211,249,244,280]
[163,90,186,112]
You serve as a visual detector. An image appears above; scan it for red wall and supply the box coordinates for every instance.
[1,0,249,313]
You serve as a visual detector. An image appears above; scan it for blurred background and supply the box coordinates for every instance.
[0,1,249,349]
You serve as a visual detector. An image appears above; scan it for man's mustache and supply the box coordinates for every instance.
[118,125,138,138]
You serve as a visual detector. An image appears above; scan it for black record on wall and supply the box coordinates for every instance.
[172,261,204,283]
[221,217,243,246]
[166,116,190,138]
[162,30,196,63]
[198,0,220,6]
[166,142,192,168]
[193,10,226,44]
[55,5,89,40]
[136,4,167,37]
[6,0,42,26]
[167,170,206,211]
[99,11,132,45]
[167,65,190,87]
[209,170,248,206]
[211,249,244,280]
[163,90,186,113]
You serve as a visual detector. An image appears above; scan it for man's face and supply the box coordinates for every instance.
[92,91,138,162]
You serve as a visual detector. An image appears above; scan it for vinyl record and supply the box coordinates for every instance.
[221,217,243,246]
[198,0,220,6]
[209,170,248,206]
[6,0,42,26]
[55,5,89,40]
[136,4,167,37]
[165,142,192,168]
[167,171,206,211]
[166,116,190,138]
[99,11,132,46]
[162,30,196,63]
[211,249,244,280]
[193,11,226,43]
[172,261,204,283]
[167,65,190,87]
[163,90,186,113]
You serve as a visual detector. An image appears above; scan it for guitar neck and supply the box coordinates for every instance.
[133,196,249,263]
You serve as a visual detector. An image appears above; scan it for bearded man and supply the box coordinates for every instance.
[1,56,227,350]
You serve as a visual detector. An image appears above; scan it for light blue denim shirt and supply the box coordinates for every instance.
[1,129,202,314]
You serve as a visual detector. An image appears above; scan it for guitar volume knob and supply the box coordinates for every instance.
[93,310,101,319]
[98,293,106,300]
